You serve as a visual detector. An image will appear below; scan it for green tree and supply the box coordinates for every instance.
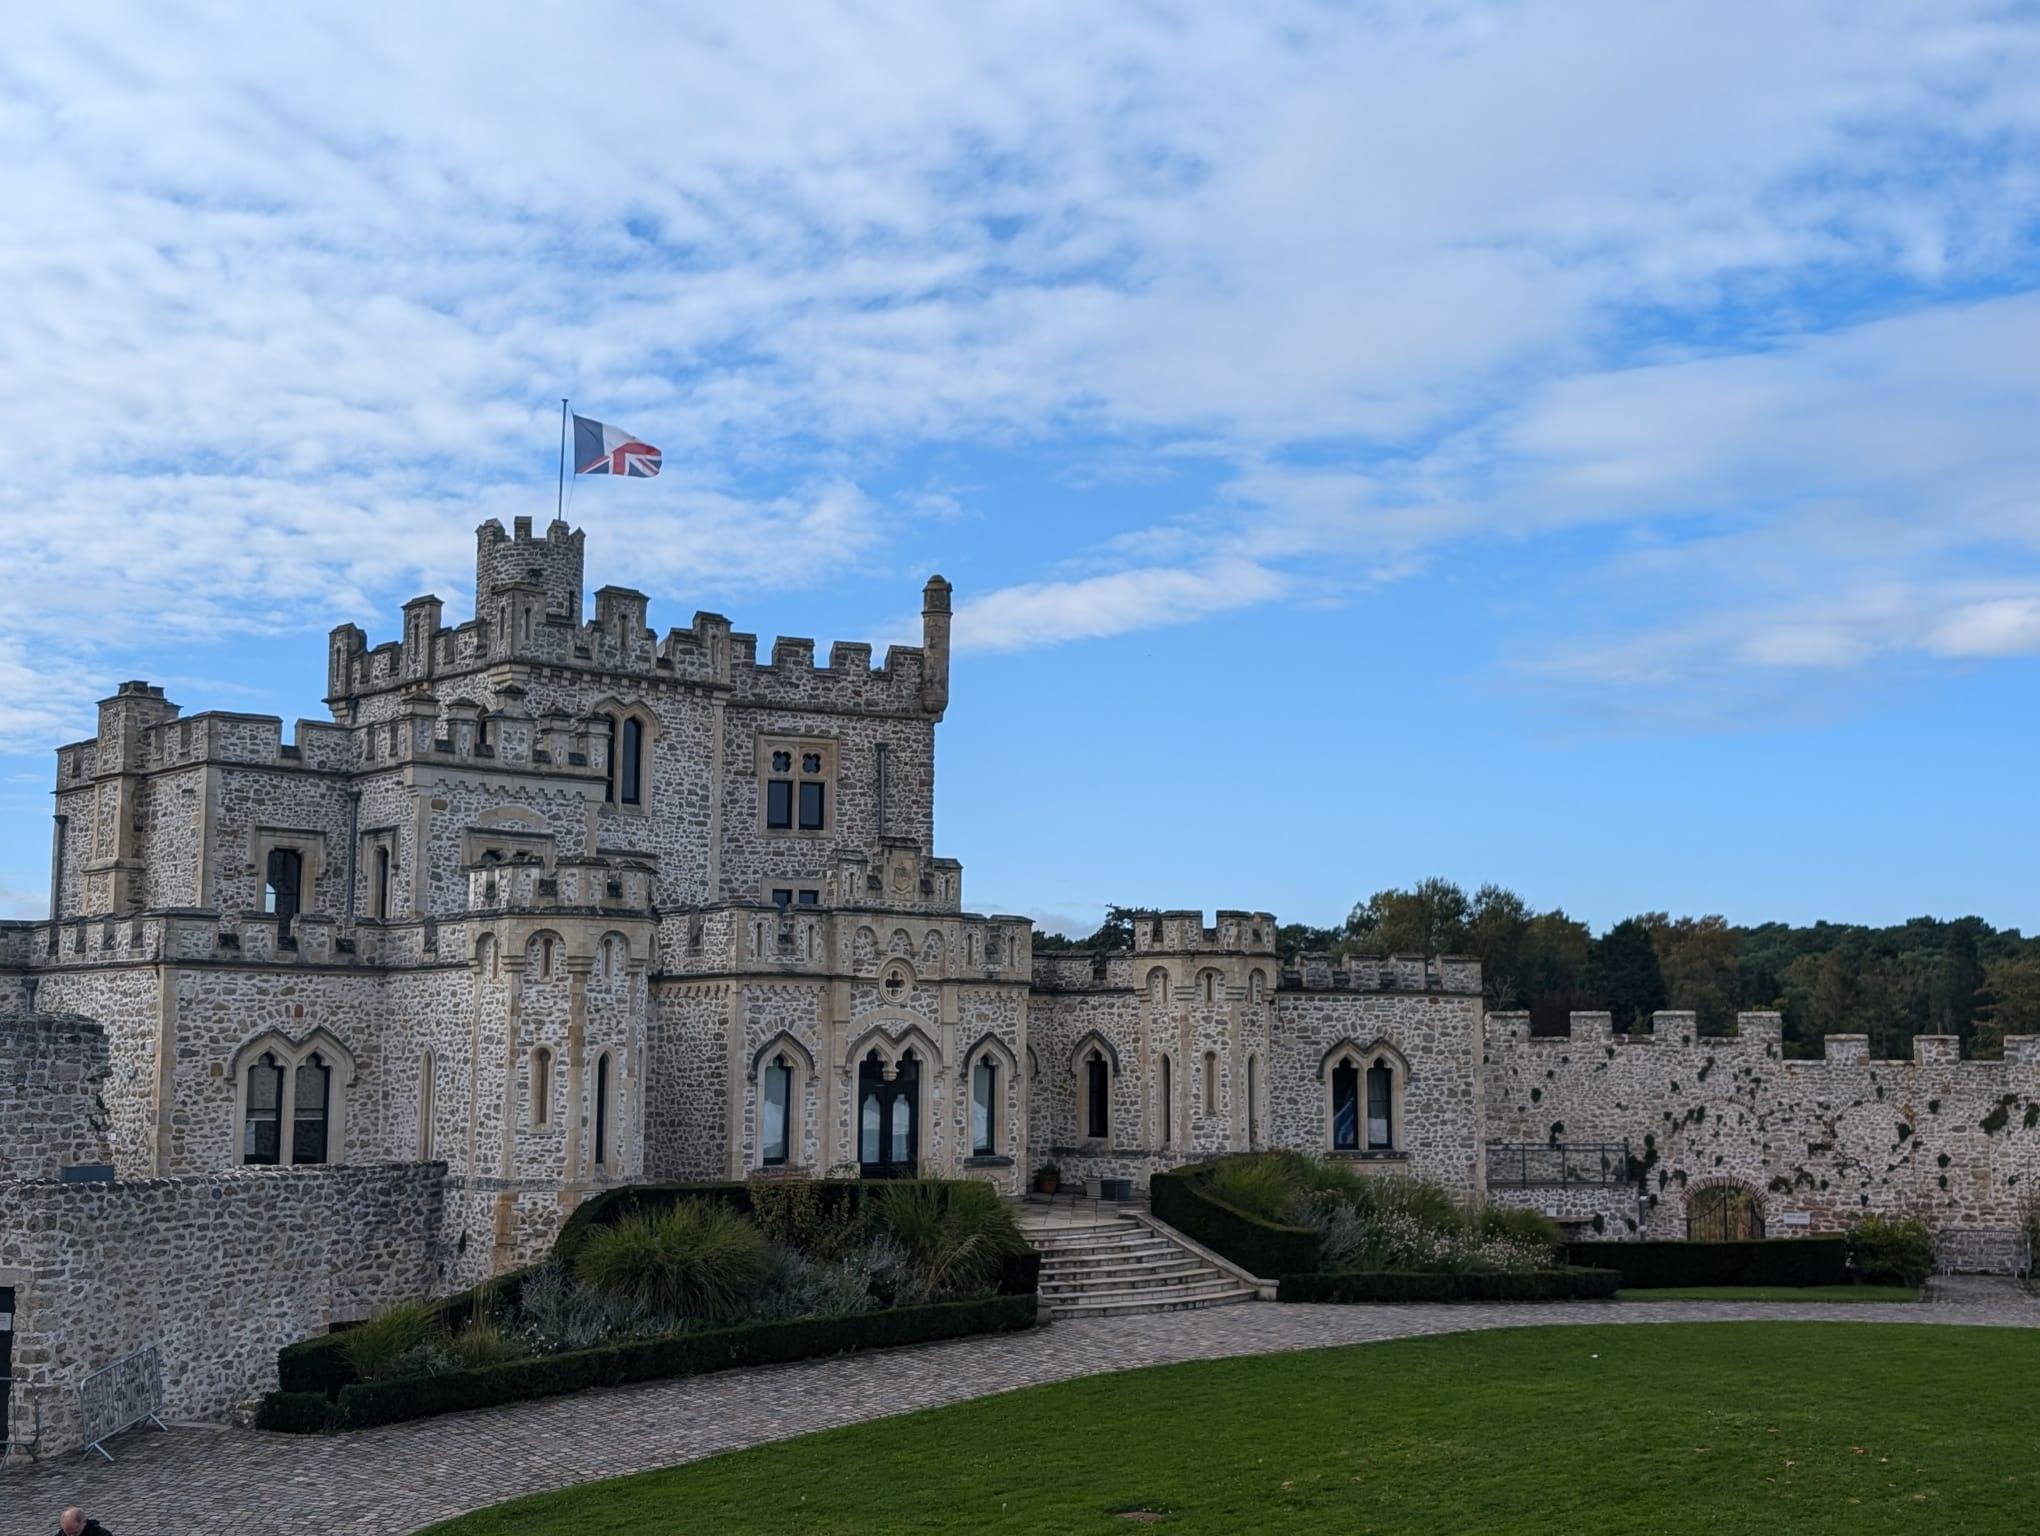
[1521,908,1593,1033]
[1931,920,1987,1049]
[1587,917,1667,1031]
[1976,954,2040,1057]
[1466,884,1531,1010]
[1646,913,1741,1035]
[1347,878,1471,957]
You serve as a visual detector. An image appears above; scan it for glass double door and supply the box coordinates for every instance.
[858,1055,918,1178]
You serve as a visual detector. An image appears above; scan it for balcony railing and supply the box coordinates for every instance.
[1487,1141,1632,1188]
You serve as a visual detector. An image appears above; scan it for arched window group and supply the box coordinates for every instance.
[1330,1055,1399,1153]
[237,1034,352,1168]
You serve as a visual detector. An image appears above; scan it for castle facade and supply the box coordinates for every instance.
[3,517,2036,1288]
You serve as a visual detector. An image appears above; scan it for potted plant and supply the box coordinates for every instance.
[1034,1161,1061,1195]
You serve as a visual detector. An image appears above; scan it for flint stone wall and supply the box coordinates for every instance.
[0,1162,444,1456]
[0,1013,114,1182]
[1486,1012,2040,1240]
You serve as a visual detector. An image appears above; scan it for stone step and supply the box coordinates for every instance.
[1048,1274,1251,1306]
[1047,1285,1258,1319]
[1040,1268,1224,1297]
[1044,1248,1191,1272]
[1029,1232,1171,1254]
[1023,1223,1148,1245]
[1040,1256,1220,1283]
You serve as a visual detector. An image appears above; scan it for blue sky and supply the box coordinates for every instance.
[2,3,2038,934]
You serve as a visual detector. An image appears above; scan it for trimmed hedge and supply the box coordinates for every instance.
[277,1267,536,1397]
[1151,1167,1320,1278]
[1279,1267,1621,1304]
[278,1180,1040,1400]
[263,1293,1038,1433]
[254,1389,341,1434]
[1566,1237,1848,1289]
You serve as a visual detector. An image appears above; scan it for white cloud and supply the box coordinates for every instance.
[0,1,2035,740]
[955,560,1288,651]
[1925,598,2040,658]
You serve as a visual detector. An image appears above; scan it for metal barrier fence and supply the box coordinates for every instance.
[1486,1141,1632,1188]
[79,1345,166,1462]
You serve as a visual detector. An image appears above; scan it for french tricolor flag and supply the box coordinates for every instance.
[573,413,661,477]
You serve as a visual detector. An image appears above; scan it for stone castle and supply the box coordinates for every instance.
[3,517,2036,1451]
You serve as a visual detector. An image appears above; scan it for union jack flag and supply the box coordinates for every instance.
[573,413,662,477]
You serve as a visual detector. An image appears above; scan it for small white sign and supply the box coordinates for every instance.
[1780,1211,1812,1228]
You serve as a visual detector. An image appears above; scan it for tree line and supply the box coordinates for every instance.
[1038,882,2040,1060]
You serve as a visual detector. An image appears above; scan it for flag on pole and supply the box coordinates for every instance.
[572,413,662,477]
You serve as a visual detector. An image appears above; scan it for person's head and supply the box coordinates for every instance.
[60,1511,88,1536]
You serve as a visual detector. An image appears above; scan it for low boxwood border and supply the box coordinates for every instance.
[262,1292,1039,1433]
[1278,1267,1621,1304]
[1566,1238,1847,1289]
[1151,1167,1320,1278]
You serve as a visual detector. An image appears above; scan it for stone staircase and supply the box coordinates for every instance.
[1021,1214,1258,1319]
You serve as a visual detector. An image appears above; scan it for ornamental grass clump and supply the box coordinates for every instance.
[574,1198,775,1323]
[873,1179,1030,1301]
[339,1298,441,1383]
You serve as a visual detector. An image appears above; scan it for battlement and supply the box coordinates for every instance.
[1129,910,1279,955]
[327,521,951,719]
[1486,1010,2040,1069]
[56,704,358,779]
[467,857,655,916]
[1285,953,1482,995]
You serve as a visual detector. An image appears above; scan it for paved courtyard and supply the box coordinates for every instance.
[3,1281,2034,1536]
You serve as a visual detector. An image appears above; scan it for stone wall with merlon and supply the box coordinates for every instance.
[1485,1010,2040,1238]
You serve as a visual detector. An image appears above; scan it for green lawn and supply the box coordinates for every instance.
[424,1323,2038,1535]
[1617,1286,1920,1303]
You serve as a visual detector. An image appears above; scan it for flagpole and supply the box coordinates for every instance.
[557,398,568,519]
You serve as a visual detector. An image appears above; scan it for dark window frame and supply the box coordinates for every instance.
[1331,1061,1360,1151]
[1084,1052,1109,1140]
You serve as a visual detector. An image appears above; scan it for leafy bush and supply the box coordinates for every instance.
[338,1299,441,1383]
[1567,1238,1848,1288]
[575,1199,774,1323]
[1279,1267,1621,1303]
[1848,1216,1934,1287]
[751,1177,873,1264]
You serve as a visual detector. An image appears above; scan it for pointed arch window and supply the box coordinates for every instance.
[292,1052,331,1165]
[1203,1051,1218,1115]
[1159,1055,1173,1148]
[243,1052,285,1165]
[1085,1050,1109,1140]
[1367,1061,1393,1150]
[762,1053,793,1166]
[1332,1061,1361,1150]
[970,1057,996,1155]
[594,1052,614,1170]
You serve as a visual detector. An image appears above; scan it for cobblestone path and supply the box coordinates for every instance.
[5,1289,2035,1536]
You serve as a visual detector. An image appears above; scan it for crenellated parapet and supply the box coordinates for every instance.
[1285,953,1481,995]
[1129,909,1279,955]
[466,856,655,916]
